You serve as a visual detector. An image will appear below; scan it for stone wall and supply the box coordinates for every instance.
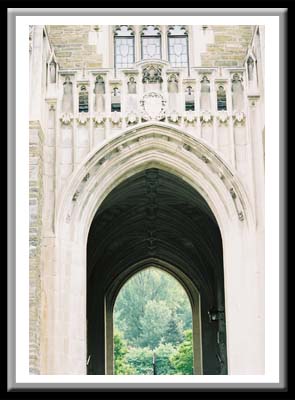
[201,25,254,67]
[29,122,44,374]
[46,25,102,69]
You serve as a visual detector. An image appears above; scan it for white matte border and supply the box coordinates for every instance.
[15,14,280,384]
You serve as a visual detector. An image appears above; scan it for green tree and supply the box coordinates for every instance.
[124,347,154,375]
[164,309,184,346]
[114,268,192,347]
[171,329,194,375]
[139,300,171,349]
[113,331,135,375]
[153,343,177,375]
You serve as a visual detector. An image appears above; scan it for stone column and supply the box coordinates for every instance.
[223,221,264,374]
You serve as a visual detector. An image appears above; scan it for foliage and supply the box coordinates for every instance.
[124,347,154,375]
[113,268,194,375]
[164,309,184,346]
[170,329,194,375]
[138,300,171,349]
[113,331,136,375]
[152,343,177,375]
[114,267,192,347]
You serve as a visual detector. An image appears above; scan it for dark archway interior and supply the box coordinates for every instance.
[87,168,227,374]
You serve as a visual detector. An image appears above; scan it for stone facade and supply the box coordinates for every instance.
[29,25,265,375]
[46,25,103,69]
[29,122,44,374]
[201,25,254,67]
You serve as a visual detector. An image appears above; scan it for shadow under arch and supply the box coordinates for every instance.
[106,258,202,375]
[87,167,227,375]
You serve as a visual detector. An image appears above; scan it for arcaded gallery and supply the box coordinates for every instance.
[29,24,265,375]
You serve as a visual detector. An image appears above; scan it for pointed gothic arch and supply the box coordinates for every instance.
[41,122,261,375]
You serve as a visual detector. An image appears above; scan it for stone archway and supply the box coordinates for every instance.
[87,167,224,375]
[41,122,263,375]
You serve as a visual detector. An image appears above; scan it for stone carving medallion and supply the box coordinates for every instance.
[140,92,166,121]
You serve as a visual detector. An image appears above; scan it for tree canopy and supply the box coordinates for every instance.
[113,267,194,375]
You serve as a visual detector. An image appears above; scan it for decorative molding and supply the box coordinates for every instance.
[200,111,212,124]
[217,110,229,124]
[126,111,138,125]
[60,113,73,125]
[76,113,89,125]
[233,111,246,125]
[184,110,196,124]
[72,190,79,202]
[142,65,163,84]
[110,111,122,125]
[168,110,181,124]
[93,113,106,126]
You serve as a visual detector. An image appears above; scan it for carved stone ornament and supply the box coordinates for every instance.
[60,113,73,125]
[140,92,166,121]
[111,111,122,125]
[168,110,180,124]
[217,110,229,123]
[72,190,79,202]
[233,111,245,124]
[142,65,163,84]
[201,110,212,123]
[230,188,237,199]
[238,211,244,221]
[184,110,196,124]
[126,111,138,125]
[76,113,89,125]
[93,113,106,126]
[201,155,210,164]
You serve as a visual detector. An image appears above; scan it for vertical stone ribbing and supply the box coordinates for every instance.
[29,122,44,374]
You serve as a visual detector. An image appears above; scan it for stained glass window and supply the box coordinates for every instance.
[114,26,135,69]
[141,26,161,60]
[168,26,188,68]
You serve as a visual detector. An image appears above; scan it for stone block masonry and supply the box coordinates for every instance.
[29,122,44,374]
[46,26,102,69]
[201,26,254,67]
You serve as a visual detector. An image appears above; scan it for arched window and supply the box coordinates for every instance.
[114,26,135,69]
[185,86,195,111]
[168,26,189,68]
[141,25,161,60]
[217,86,227,111]
[78,86,89,113]
[111,87,121,112]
